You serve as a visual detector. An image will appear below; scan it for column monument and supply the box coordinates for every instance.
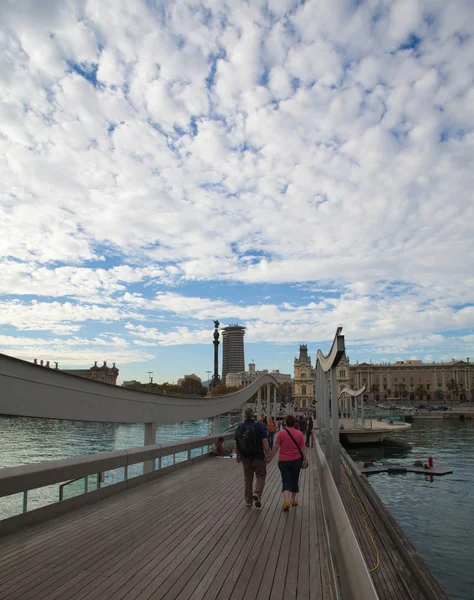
[210,320,222,388]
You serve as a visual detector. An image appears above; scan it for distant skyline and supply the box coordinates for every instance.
[1,0,473,384]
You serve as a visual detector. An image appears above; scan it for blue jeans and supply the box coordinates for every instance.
[278,459,302,493]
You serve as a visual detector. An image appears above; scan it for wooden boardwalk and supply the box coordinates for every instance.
[0,446,335,600]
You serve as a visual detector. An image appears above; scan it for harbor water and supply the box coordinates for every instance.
[347,419,474,600]
[1,416,473,599]
[0,416,210,520]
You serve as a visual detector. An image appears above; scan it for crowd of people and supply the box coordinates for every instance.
[225,408,315,512]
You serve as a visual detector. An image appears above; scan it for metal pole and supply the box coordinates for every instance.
[331,366,340,484]
[316,363,324,430]
[144,422,157,474]
[266,383,271,417]
[273,386,277,418]
[257,387,262,417]
[213,414,221,434]
[361,392,365,427]
[324,370,331,463]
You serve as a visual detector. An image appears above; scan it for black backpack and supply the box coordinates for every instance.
[235,423,259,456]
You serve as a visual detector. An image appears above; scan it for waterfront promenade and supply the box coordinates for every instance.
[0,448,334,600]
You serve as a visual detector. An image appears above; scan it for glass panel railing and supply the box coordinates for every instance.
[59,474,99,501]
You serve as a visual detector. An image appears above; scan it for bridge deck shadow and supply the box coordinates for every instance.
[0,446,334,600]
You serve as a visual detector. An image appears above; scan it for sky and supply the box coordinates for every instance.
[1,0,474,385]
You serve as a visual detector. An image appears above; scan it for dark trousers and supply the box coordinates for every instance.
[268,432,275,449]
[278,459,302,493]
[306,430,313,447]
[242,458,266,504]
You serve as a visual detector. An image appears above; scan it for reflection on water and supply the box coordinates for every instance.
[347,419,474,600]
[0,416,210,519]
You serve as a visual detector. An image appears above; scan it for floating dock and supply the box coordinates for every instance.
[360,463,453,476]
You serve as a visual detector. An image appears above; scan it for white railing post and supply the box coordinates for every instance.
[324,370,331,460]
[273,386,277,418]
[266,383,270,417]
[213,414,220,434]
[331,366,340,484]
[257,387,262,417]
[144,422,157,474]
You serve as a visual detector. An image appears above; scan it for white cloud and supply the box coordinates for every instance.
[1,0,474,366]
[0,333,151,366]
[0,300,142,333]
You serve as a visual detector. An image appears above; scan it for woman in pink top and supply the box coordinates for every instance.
[266,415,308,511]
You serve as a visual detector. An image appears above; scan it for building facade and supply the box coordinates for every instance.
[293,345,315,409]
[61,361,119,385]
[349,359,474,402]
[225,363,292,388]
[177,373,202,386]
[222,325,246,381]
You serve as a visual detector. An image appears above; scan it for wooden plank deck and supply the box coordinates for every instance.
[0,446,335,600]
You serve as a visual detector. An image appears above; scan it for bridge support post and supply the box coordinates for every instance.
[272,386,277,418]
[324,370,331,460]
[331,366,340,484]
[266,383,270,417]
[144,422,157,474]
[257,387,262,417]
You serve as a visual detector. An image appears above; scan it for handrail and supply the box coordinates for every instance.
[314,437,379,600]
[0,432,234,499]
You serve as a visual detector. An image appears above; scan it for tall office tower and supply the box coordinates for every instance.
[222,325,246,382]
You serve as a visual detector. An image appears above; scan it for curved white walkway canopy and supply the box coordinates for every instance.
[0,353,278,424]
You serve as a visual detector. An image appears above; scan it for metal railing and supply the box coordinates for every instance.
[0,432,234,528]
[315,437,379,600]
[59,472,103,501]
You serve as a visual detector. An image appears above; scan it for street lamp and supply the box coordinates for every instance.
[147,372,153,393]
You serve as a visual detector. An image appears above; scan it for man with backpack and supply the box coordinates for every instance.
[233,407,270,508]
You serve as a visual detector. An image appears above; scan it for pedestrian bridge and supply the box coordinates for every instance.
[0,329,446,599]
[0,445,334,600]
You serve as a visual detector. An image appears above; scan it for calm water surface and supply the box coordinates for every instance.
[347,419,474,600]
[0,416,210,519]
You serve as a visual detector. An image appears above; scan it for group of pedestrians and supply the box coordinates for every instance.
[233,408,309,512]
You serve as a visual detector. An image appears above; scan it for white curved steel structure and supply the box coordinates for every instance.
[316,326,345,372]
[0,353,278,424]
[315,327,346,484]
[338,385,366,398]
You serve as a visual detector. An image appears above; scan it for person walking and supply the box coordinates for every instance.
[267,416,276,449]
[234,407,269,508]
[266,415,307,511]
[297,415,307,434]
[306,417,314,448]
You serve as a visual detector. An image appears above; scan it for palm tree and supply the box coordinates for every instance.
[415,384,425,403]
[369,383,379,401]
[446,379,459,404]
